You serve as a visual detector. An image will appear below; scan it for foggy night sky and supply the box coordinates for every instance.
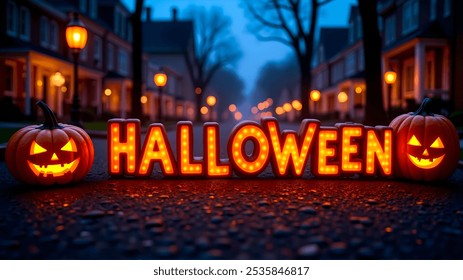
[122,0,357,95]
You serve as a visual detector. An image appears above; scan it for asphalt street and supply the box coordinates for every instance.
[1,121,463,259]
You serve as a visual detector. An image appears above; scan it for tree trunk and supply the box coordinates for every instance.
[358,0,387,125]
[300,66,311,119]
[131,0,144,120]
[195,84,202,122]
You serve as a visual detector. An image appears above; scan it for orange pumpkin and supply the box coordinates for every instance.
[389,98,459,181]
[6,101,94,185]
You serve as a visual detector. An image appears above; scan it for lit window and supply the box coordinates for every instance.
[19,6,30,41]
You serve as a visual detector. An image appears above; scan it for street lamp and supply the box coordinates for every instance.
[384,70,397,118]
[228,104,237,113]
[310,90,321,116]
[104,88,112,111]
[206,95,216,121]
[66,12,87,126]
[338,91,348,103]
[154,69,168,122]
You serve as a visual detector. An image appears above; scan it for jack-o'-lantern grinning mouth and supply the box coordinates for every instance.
[27,158,80,177]
[407,154,444,169]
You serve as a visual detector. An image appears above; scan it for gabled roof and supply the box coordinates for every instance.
[318,27,349,62]
[142,20,194,54]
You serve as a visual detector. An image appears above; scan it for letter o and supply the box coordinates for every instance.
[228,122,270,176]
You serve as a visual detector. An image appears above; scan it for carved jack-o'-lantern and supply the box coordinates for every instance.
[389,98,459,181]
[6,101,94,185]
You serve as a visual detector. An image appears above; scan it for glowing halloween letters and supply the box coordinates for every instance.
[108,118,393,178]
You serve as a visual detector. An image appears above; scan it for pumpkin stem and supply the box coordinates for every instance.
[413,98,434,116]
[36,100,62,129]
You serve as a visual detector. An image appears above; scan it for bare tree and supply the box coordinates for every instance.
[358,0,387,125]
[253,55,299,103]
[183,6,242,121]
[130,0,144,120]
[244,0,330,118]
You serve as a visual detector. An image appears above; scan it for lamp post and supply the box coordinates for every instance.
[195,87,202,122]
[206,95,216,121]
[154,69,167,122]
[310,89,321,116]
[104,88,112,111]
[66,12,87,126]
[384,70,397,119]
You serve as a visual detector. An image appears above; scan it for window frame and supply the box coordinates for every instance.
[7,1,18,37]
[40,16,49,48]
[49,20,58,51]
[19,6,30,41]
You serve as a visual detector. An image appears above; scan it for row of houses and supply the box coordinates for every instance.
[311,0,463,121]
[0,0,197,121]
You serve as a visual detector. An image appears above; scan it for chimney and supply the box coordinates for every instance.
[146,7,152,22]
[172,7,178,21]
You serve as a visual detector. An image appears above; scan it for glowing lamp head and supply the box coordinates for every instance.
[195,87,202,95]
[234,112,242,121]
[338,92,348,103]
[66,13,88,50]
[310,90,321,102]
[206,96,216,107]
[50,72,65,87]
[355,86,363,94]
[154,72,167,87]
[384,71,397,85]
[140,95,148,104]
[283,103,292,112]
[291,100,302,111]
[104,88,112,96]
[275,107,284,115]
[200,106,209,115]
[229,104,237,112]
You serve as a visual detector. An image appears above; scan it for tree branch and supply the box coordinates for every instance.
[244,1,284,29]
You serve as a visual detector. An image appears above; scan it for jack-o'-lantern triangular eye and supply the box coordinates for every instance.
[31,141,47,154]
[408,135,422,146]
[61,138,77,152]
[430,137,444,148]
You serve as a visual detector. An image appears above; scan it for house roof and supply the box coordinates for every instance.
[318,27,349,61]
[142,20,194,54]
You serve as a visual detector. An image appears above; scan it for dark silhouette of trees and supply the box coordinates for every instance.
[358,0,387,125]
[244,0,331,119]
[130,0,144,119]
[209,68,246,120]
[253,56,299,103]
[183,6,242,121]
